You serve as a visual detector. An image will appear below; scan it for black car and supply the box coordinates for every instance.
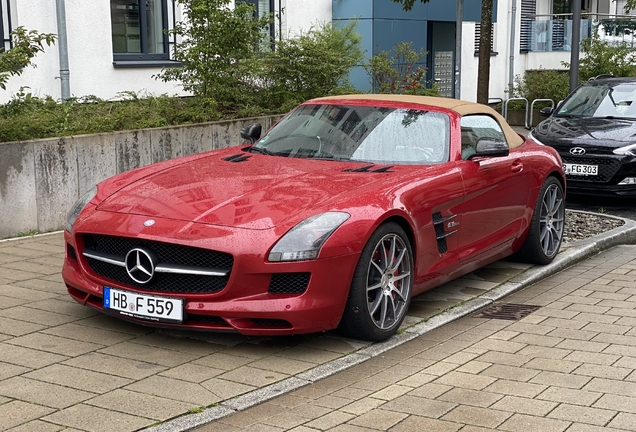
[531,76,636,196]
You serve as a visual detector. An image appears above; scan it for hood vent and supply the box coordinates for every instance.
[223,154,252,163]
[343,165,394,173]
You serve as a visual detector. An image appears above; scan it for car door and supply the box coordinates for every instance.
[457,115,534,263]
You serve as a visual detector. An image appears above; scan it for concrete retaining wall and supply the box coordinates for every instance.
[0,115,281,239]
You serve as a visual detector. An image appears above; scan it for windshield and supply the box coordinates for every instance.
[252,104,450,164]
[557,83,636,119]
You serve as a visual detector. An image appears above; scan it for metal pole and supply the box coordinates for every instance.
[509,0,517,91]
[55,0,71,101]
[455,0,462,99]
[569,1,581,93]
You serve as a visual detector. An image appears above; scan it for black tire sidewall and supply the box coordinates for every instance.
[339,222,414,341]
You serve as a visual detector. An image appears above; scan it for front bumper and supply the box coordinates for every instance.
[560,152,636,197]
[62,214,360,336]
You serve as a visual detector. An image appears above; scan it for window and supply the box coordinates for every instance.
[0,0,13,52]
[238,0,275,49]
[474,23,496,55]
[460,115,507,160]
[110,0,176,65]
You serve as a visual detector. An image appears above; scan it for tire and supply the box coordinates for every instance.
[338,223,414,341]
[516,176,565,264]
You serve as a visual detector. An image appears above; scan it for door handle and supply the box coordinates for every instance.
[511,161,523,173]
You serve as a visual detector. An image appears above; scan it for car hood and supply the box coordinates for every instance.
[533,116,636,149]
[97,150,399,230]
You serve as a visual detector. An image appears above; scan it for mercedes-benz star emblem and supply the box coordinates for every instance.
[569,147,586,156]
[125,248,158,284]
[144,219,155,227]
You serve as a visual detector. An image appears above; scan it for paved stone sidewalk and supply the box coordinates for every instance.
[0,232,535,431]
[194,245,636,432]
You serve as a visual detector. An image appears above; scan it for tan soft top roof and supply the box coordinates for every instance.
[310,94,524,148]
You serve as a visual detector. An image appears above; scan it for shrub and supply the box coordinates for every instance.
[0,27,56,90]
[366,42,439,96]
[509,69,570,107]
[259,22,363,111]
[155,0,272,108]
[561,33,636,82]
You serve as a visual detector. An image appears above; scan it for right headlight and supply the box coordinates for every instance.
[613,143,636,156]
[268,212,350,262]
[65,186,97,232]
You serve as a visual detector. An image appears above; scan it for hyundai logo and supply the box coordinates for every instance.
[569,147,586,156]
[125,248,158,284]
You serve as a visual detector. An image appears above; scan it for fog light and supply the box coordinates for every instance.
[618,177,636,185]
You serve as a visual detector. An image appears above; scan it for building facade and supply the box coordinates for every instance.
[0,0,632,105]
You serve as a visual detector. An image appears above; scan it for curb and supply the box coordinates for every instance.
[141,212,636,432]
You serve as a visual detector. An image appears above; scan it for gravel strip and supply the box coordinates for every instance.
[564,209,625,244]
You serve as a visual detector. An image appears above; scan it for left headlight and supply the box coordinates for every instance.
[66,186,97,232]
[268,212,351,262]
[613,143,636,156]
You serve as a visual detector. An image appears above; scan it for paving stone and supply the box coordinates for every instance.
[555,339,609,352]
[608,412,636,430]
[339,397,386,415]
[0,343,68,368]
[4,419,65,432]
[347,408,408,430]
[7,332,102,357]
[471,339,527,354]
[62,352,165,380]
[305,411,356,431]
[396,371,437,387]
[159,362,224,383]
[200,377,256,400]
[442,405,511,428]
[536,387,603,407]
[0,401,55,430]
[407,382,453,399]
[249,355,315,375]
[593,393,636,414]
[98,341,199,367]
[125,375,221,406]
[313,395,352,409]
[42,403,152,432]
[583,378,636,397]
[370,384,412,401]
[437,387,503,408]
[523,357,581,373]
[484,380,548,398]
[475,351,530,367]
[376,395,457,418]
[456,360,492,374]
[0,376,96,408]
[330,387,373,401]
[194,352,254,370]
[127,332,225,356]
[572,363,631,380]
[509,333,563,347]
[563,351,620,366]
[24,299,97,319]
[0,295,29,310]
[0,317,46,337]
[41,323,134,345]
[387,415,462,432]
[479,364,540,382]
[433,371,497,391]
[220,366,288,387]
[548,403,616,426]
[498,413,571,432]
[86,388,195,421]
[490,395,558,416]
[516,345,573,360]
[24,364,132,393]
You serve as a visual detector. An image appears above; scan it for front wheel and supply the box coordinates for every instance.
[516,176,565,264]
[338,223,413,341]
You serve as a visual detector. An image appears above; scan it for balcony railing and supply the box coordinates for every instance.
[521,13,636,52]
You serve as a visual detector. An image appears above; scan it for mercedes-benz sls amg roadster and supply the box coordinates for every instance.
[62,95,566,341]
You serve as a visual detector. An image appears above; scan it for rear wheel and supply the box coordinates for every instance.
[338,223,413,341]
[517,176,565,264]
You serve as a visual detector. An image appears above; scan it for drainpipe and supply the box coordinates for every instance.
[508,0,517,92]
[569,0,581,93]
[455,0,462,99]
[55,0,70,101]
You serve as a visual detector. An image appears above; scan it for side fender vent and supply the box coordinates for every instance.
[432,212,458,254]
[343,165,394,173]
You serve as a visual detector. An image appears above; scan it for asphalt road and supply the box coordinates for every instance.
[566,194,636,220]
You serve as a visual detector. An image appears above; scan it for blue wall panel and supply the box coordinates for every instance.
[372,19,428,55]
[373,0,429,20]
[333,0,373,19]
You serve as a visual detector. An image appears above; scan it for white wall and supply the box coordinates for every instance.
[280,0,332,36]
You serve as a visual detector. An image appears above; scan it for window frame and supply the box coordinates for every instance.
[0,0,13,52]
[111,0,175,66]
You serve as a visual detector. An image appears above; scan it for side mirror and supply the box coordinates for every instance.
[240,123,262,144]
[470,138,509,159]
[540,107,554,117]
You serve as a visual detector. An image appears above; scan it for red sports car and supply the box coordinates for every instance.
[62,95,565,341]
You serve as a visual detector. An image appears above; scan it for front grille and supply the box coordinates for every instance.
[269,273,310,294]
[185,314,228,325]
[561,155,621,183]
[82,234,233,294]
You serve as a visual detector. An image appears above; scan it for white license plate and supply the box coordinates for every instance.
[103,287,184,324]
[564,163,598,176]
